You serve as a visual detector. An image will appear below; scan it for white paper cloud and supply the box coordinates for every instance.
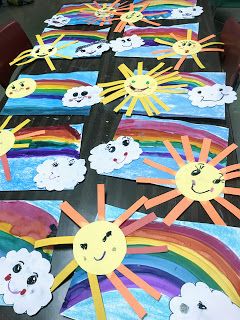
[110,35,145,53]
[0,249,53,316]
[188,84,237,108]
[34,157,87,191]
[170,282,240,320]
[62,85,103,108]
[75,41,110,57]
[169,6,203,19]
[89,136,142,174]
[44,15,70,27]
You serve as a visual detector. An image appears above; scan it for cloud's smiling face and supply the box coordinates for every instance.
[0,130,15,156]
[0,249,53,316]
[175,162,225,201]
[75,41,110,57]
[89,136,142,174]
[31,45,57,58]
[188,84,237,108]
[6,78,36,99]
[62,85,103,107]
[73,221,127,275]
[170,6,203,19]
[110,35,145,52]
[172,40,202,55]
[120,11,143,23]
[170,282,240,320]
[44,15,70,27]
[34,157,87,191]
[125,75,157,97]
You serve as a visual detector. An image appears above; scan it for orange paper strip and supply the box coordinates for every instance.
[181,136,195,162]
[143,158,177,176]
[208,144,238,167]
[200,201,226,226]
[145,189,181,209]
[224,187,240,196]
[122,212,157,236]
[224,171,240,181]
[97,184,105,220]
[163,198,194,226]
[215,197,240,220]
[127,246,168,255]
[163,140,185,167]
[60,201,89,227]
[198,138,211,162]
[1,154,11,181]
[220,164,240,174]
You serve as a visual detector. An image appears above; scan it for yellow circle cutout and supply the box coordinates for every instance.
[31,45,57,58]
[172,40,202,56]
[73,221,127,275]
[175,162,225,201]
[124,75,157,97]
[95,7,115,18]
[0,130,15,156]
[120,11,143,23]
[6,78,37,99]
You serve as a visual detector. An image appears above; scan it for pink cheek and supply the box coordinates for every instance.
[9,92,13,95]
[124,152,128,156]
[20,289,26,295]
[4,274,11,281]
[113,158,117,162]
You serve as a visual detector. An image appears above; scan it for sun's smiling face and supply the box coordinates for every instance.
[0,130,15,156]
[95,6,115,18]
[172,40,202,55]
[124,75,157,97]
[73,221,127,275]
[31,45,57,58]
[176,162,225,201]
[6,78,36,99]
[120,11,143,23]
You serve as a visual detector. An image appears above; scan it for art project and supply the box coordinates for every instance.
[61,204,240,320]
[10,34,77,71]
[137,135,240,226]
[90,116,229,180]
[0,123,85,191]
[98,62,188,117]
[2,72,101,116]
[168,6,203,19]
[35,185,168,319]
[44,15,71,27]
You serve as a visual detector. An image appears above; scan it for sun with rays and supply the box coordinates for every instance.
[98,61,188,117]
[0,116,44,181]
[9,34,78,71]
[137,136,240,226]
[35,184,168,319]
[152,29,224,70]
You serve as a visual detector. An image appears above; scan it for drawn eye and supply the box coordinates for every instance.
[73,92,78,97]
[35,48,40,54]
[127,38,131,42]
[219,88,223,91]
[80,49,86,53]
[131,80,136,83]
[81,91,88,96]
[122,39,126,43]
[97,45,102,49]
[12,263,22,273]
[80,243,88,250]
[108,146,116,153]
[122,137,130,146]
[191,168,201,176]
[197,301,207,310]
[146,81,150,85]
[103,231,112,242]
[197,90,202,94]
[11,85,16,90]
[52,162,59,167]
[188,43,192,46]
[68,159,75,166]
[20,82,24,87]
[193,8,196,11]
[48,48,53,52]
[179,10,183,13]
[27,274,38,285]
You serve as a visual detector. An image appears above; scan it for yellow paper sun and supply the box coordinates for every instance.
[35,184,168,319]
[0,116,44,181]
[153,30,224,70]
[98,61,188,117]
[137,136,240,226]
[9,34,78,71]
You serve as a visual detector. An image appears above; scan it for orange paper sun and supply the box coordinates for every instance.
[35,185,167,319]
[137,136,240,226]
[153,30,224,70]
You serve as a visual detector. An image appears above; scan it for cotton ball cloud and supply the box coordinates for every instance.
[169,6,203,19]
[0,249,53,316]
[110,35,145,53]
[44,15,70,27]
[170,282,240,320]
[62,85,103,108]
[89,136,142,174]
[188,84,237,108]
[34,157,87,191]
[75,41,110,57]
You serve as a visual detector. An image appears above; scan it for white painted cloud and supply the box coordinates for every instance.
[169,6,203,19]
[89,136,142,174]
[188,84,237,108]
[170,282,240,320]
[62,85,102,108]
[0,249,53,316]
[34,157,87,191]
[75,41,110,57]
[44,15,70,27]
[110,35,145,53]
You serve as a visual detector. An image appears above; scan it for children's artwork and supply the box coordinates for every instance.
[94,116,229,181]
[168,6,203,19]
[0,123,85,191]
[110,35,145,53]
[137,135,240,226]
[60,204,240,320]
[154,30,224,70]
[44,15,71,27]
[98,62,188,117]
[35,185,169,319]
[2,72,100,116]
[10,34,78,72]
[112,23,199,58]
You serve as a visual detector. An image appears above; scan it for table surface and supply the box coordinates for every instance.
[0,1,239,319]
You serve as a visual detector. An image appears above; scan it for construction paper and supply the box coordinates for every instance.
[100,116,229,182]
[114,23,199,58]
[44,15,71,27]
[5,78,37,99]
[0,124,84,191]
[61,204,240,320]
[110,35,145,53]
[2,72,100,116]
[168,6,203,19]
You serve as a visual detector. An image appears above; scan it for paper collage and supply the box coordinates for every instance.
[60,204,240,320]
[2,72,101,115]
[0,123,84,191]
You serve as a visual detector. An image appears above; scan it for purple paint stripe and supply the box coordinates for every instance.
[28,94,62,100]
[8,149,80,158]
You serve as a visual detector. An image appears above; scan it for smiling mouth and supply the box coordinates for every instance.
[94,251,106,261]
[49,172,60,180]
[7,282,23,295]
[113,153,128,164]
[201,93,225,102]
[191,180,213,194]
[129,85,148,92]
[37,54,48,57]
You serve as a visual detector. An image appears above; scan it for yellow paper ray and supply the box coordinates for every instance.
[85,3,98,11]
[154,70,179,82]
[151,94,170,111]
[139,97,153,116]
[187,29,192,40]
[157,84,188,89]
[0,116,12,130]
[88,273,106,320]
[15,57,37,66]
[98,80,125,88]
[145,97,161,115]
[11,119,30,134]
[101,84,125,96]
[146,62,165,76]
[125,97,138,116]
[137,62,143,75]
[118,64,134,78]
[10,53,32,63]
[169,32,180,41]
[152,66,173,78]
[51,259,79,292]
[156,89,187,94]
[18,49,32,57]
[54,53,72,60]
[156,76,182,85]
[102,89,126,105]
[113,95,132,112]
[57,40,79,50]
[34,236,75,248]
[201,41,224,48]
[36,34,45,46]
[45,56,56,71]
[52,34,65,46]
[156,52,176,60]
[192,54,205,69]
[13,143,30,149]
[154,38,174,46]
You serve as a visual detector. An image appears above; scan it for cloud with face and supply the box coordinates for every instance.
[34,157,87,191]
[44,15,70,27]
[188,84,237,108]
[0,249,53,316]
[169,6,203,19]
[170,282,240,320]
[89,136,142,174]
[110,35,145,53]
[62,85,103,108]
[75,41,110,57]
